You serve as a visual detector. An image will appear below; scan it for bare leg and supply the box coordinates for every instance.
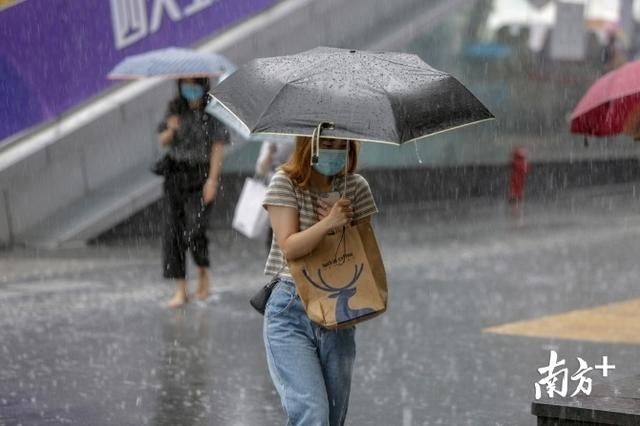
[195,267,210,300]
[167,279,188,308]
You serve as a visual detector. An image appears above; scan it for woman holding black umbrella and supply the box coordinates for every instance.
[262,136,377,425]
[157,77,229,308]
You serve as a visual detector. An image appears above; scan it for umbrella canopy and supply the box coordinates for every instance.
[570,60,640,136]
[209,47,494,145]
[108,47,235,80]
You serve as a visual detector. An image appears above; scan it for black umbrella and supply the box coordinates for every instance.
[209,47,493,146]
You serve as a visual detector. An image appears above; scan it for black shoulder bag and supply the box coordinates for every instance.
[249,277,279,315]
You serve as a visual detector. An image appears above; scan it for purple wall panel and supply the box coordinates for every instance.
[0,0,275,141]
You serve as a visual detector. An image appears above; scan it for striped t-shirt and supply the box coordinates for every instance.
[263,170,378,279]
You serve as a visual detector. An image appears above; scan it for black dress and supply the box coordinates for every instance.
[157,107,229,279]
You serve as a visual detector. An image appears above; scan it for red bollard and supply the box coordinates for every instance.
[508,147,529,203]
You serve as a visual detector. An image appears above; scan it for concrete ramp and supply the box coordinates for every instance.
[17,169,162,248]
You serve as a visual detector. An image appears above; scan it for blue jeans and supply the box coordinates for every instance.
[263,279,356,426]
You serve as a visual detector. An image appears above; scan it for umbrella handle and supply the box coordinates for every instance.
[311,122,335,165]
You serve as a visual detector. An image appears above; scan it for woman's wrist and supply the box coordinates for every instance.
[317,217,333,234]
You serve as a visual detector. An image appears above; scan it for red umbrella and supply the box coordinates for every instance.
[570,60,640,137]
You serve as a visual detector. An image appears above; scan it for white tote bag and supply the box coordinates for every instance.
[232,178,270,239]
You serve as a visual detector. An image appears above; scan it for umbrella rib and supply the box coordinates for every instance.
[252,82,291,132]
[370,54,427,71]
[356,55,406,142]
[252,52,344,129]
[403,117,495,144]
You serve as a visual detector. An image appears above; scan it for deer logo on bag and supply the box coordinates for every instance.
[290,223,387,328]
[303,264,375,323]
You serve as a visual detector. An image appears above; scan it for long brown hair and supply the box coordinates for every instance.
[280,136,359,189]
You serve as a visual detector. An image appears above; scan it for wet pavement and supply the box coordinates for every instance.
[2,183,640,425]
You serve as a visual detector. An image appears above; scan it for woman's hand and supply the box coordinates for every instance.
[256,143,278,178]
[316,198,331,221]
[202,178,218,204]
[316,198,328,221]
[320,199,353,231]
[256,153,272,178]
[167,115,180,132]
[159,115,180,146]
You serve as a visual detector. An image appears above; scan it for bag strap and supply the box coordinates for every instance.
[310,122,353,266]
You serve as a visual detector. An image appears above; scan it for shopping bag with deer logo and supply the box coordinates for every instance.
[289,222,387,329]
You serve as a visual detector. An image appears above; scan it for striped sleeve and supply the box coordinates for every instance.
[263,171,298,210]
[352,174,378,221]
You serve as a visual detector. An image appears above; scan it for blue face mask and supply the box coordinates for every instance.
[180,83,204,102]
[313,149,347,176]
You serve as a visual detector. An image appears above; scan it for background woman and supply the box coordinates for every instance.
[157,77,229,308]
